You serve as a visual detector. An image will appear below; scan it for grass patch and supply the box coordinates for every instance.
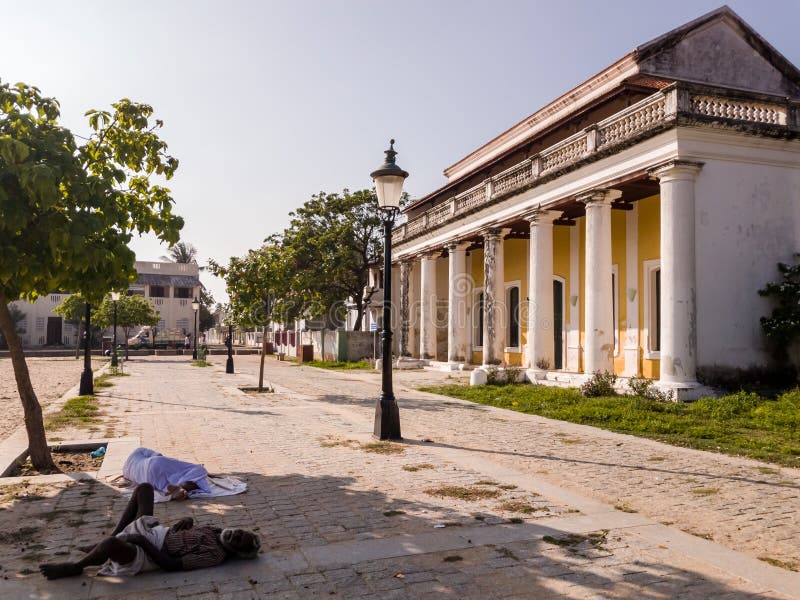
[361,442,404,455]
[93,375,114,388]
[690,487,719,496]
[0,526,41,545]
[755,466,779,475]
[474,480,499,486]
[418,384,800,467]
[425,486,501,501]
[402,463,434,472]
[44,396,100,430]
[319,437,358,449]
[758,556,798,571]
[443,555,463,563]
[382,510,406,517]
[542,530,608,550]
[647,456,666,462]
[498,500,545,514]
[191,360,212,367]
[304,360,374,370]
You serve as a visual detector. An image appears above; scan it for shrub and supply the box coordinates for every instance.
[697,364,797,396]
[581,371,617,397]
[627,376,674,402]
[534,357,551,370]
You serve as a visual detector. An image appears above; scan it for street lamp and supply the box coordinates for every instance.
[191,297,200,359]
[110,291,121,367]
[79,301,93,396]
[370,139,408,440]
[226,323,234,374]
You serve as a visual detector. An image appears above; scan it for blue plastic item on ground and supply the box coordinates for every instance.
[91,446,106,458]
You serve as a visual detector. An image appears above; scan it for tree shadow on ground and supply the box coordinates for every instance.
[0,471,785,599]
[98,392,279,418]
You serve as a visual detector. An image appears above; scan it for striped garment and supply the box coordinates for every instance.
[163,526,228,570]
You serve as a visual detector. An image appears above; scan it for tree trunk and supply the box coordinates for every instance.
[353,298,363,332]
[258,326,267,392]
[0,295,57,472]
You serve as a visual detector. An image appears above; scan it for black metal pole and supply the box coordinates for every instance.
[192,309,198,360]
[79,302,93,395]
[374,211,401,439]
[111,300,118,367]
[226,324,234,373]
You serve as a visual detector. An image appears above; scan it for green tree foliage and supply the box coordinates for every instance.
[759,254,800,366]
[280,189,388,330]
[161,240,199,264]
[53,293,89,358]
[94,294,159,357]
[0,81,183,471]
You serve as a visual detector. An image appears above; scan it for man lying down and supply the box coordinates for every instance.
[122,447,213,501]
[39,483,260,579]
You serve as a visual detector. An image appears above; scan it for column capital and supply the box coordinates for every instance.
[417,249,439,260]
[649,159,703,182]
[480,226,512,240]
[446,241,470,252]
[576,188,622,206]
[524,209,562,225]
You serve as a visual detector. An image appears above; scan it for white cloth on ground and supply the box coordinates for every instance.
[96,515,169,577]
[123,447,212,495]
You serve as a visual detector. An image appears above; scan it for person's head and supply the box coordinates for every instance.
[219,528,260,559]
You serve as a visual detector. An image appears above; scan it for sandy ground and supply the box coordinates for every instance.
[0,357,105,443]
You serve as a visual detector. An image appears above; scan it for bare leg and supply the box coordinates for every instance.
[41,537,137,579]
[110,483,155,535]
[166,480,199,501]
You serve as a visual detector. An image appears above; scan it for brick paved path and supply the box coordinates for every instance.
[0,355,797,599]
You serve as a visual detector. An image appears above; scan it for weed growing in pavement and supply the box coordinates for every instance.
[443,555,463,562]
[542,530,608,550]
[648,456,666,462]
[382,510,406,517]
[493,546,519,561]
[191,360,212,367]
[361,442,404,455]
[402,463,434,472]
[690,488,719,496]
[319,437,358,449]
[508,517,524,524]
[756,466,779,475]
[474,480,499,486]
[0,526,41,544]
[304,360,374,370]
[424,486,501,501]
[758,556,798,572]
[614,503,637,513]
[498,500,546,514]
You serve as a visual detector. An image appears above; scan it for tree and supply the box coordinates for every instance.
[53,293,89,358]
[199,286,215,331]
[0,81,182,471]
[160,241,198,264]
[0,304,25,349]
[94,294,160,358]
[759,254,800,370]
[210,244,292,391]
[280,189,392,330]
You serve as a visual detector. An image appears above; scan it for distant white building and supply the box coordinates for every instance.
[8,260,201,348]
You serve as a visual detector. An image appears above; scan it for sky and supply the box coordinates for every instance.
[3,0,800,303]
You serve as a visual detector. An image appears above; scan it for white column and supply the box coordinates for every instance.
[622,205,640,376]
[408,258,420,358]
[419,252,437,360]
[526,210,560,371]
[398,259,412,357]
[579,189,621,374]
[652,160,703,387]
[482,228,509,365]
[447,242,470,364]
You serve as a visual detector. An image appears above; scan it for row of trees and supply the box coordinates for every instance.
[0,81,184,471]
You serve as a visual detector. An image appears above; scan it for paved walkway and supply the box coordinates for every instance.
[0,355,797,599]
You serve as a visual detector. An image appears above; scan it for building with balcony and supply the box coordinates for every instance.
[7,260,201,348]
[389,7,800,398]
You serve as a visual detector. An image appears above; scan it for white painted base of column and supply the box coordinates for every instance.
[525,368,548,382]
[655,381,717,402]
[470,369,487,385]
[396,357,425,369]
[566,345,581,372]
[621,346,640,377]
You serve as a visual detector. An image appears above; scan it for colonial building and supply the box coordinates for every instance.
[8,261,201,348]
[390,7,800,398]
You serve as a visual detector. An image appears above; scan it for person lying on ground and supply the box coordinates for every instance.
[123,447,211,500]
[39,483,260,580]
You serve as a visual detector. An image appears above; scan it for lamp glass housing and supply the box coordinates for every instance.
[110,291,121,301]
[373,174,405,209]
[191,297,200,311]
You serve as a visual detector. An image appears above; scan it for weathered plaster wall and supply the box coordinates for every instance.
[637,194,661,379]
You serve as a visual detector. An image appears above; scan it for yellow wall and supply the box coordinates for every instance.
[578,217,585,373]
[637,194,660,379]
[611,210,627,374]
[553,227,570,324]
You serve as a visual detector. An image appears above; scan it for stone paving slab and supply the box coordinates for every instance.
[0,355,796,599]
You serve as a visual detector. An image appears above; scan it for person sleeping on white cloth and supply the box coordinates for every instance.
[123,447,213,501]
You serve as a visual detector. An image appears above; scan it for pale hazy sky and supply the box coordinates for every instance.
[3,1,799,303]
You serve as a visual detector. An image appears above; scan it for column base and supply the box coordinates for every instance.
[396,357,424,369]
[525,368,548,382]
[655,380,716,402]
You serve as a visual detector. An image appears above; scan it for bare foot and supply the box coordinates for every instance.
[166,484,188,501]
[77,543,95,553]
[39,562,84,579]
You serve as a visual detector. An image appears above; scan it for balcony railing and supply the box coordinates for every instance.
[393,83,797,246]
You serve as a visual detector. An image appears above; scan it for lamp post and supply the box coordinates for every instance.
[226,323,234,374]
[191,297,200,359]
[370,139,408,440]
[79,302,93,396]
[110,291,120,367]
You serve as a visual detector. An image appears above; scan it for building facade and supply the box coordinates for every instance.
[8,260,201,347]
[390,8,800,398]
